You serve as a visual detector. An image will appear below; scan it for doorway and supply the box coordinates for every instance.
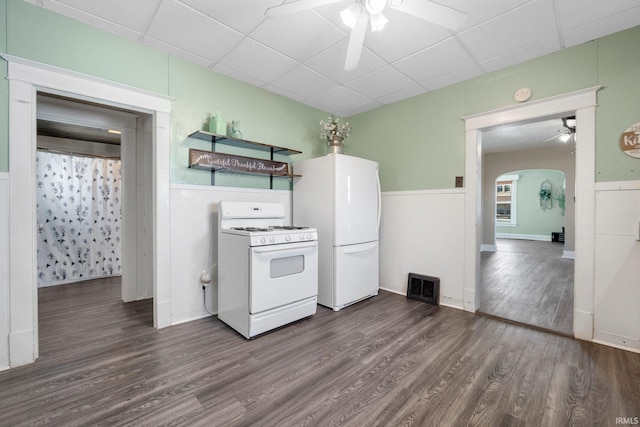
[479,166,574,335]
[462,86,601,342]
[36,93,153,301]
[5,56,172,367]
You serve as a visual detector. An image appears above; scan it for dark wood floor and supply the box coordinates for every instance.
[1,277,638,426]
[480,239,574,335]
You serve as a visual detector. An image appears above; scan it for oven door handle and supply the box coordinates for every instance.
[252,241,317,253]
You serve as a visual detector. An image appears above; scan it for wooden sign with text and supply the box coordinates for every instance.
[189,148,290,176]
[620,121,640,159]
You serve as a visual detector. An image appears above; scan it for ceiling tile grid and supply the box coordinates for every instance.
[23,0,640,118]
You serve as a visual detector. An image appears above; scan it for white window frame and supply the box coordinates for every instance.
[495,174,519,227]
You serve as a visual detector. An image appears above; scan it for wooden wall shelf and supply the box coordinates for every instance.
[188,130,302,156]
[188,130,302,188]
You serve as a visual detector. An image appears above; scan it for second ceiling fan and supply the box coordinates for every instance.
[265,0,467,71]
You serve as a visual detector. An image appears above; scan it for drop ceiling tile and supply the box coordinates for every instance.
[249,10,346,63]
[262,85,306,104]
[457,0,559,62]
[421,64,483,91]
[345,66,416,100]
[479,37,560,74]
[179,0,281,33]
[363,10,451,62]
[374,84,428,105]
[433,0,532,28]
[562,6,640,47]
[341,100,384,117]
[211,63,266,88]
[143,35,212,69]
[45,0,161,33]
[393,37,475,83]
[146,0,244,62]
[305,40,386,84]
[218,38,299,84]
[556,0,640,30]
[268,65,337,99]
[309,86,372,115]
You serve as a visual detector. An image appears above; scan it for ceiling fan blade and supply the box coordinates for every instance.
[390,0,467,31]
[344,12,368,71]
[265,0,344,19]
[543,130,569,143]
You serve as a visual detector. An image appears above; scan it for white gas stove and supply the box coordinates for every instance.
[217,201,318,338]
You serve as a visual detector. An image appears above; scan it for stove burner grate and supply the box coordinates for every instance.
[269,226,310,230]
[231,227,272,232]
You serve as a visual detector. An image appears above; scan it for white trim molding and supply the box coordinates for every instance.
[495,233,551,241]
[464,86,602,342]
[4,55,172,368]
[0,172,9,370]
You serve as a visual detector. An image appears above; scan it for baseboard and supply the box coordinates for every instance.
[9,329,35,367]
[379,285,464,310]
[156,299,172,329]
[573,309,593,341]
[462,287,476,312]
[593,330,640,354]
[496,233,551,241]
[481,244,497,252]
[563,250,575,259]
[379,285,404,296]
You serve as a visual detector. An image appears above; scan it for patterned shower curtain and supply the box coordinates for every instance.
[36,151,122,287]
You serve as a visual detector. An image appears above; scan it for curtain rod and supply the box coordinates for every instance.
[37,148,121,160]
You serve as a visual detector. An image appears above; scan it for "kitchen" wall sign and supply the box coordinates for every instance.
[620,121,640,159]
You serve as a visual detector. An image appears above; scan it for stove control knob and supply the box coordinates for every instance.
[299,234,304,240]
[269,236,275,243]
[285,235,291,242]
[306,234,311,240]
[260,237,266,244]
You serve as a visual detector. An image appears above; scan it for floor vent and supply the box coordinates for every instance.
[407,273,439,305]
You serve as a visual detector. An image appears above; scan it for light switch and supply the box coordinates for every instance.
[635,219,640,241]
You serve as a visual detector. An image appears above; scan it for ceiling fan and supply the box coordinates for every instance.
[545,116,576,143]
[265,0,467,71]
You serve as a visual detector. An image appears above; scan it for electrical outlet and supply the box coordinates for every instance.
[455,176,463,188]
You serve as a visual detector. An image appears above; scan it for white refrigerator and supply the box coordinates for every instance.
[293,153,381,311]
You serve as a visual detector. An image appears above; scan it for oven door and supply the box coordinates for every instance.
[249,241,318,314]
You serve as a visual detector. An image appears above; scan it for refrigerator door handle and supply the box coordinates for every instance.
[376,171,381,232]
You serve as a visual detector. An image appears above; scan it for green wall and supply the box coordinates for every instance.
[496,170,565,237]
[0,0,327,188]
[347,26,640,191]
[2,0,640,190]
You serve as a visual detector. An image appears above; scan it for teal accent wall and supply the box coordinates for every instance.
[347,26,640,191]
[496,170,565,238]
[0,0,327,185]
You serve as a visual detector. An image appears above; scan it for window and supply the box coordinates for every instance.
[496,174,518,226]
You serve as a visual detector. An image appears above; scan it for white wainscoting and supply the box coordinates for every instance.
[169,184,292,325]
[379,189,466,309]
[0,172,9,370]
[593,181,640,353]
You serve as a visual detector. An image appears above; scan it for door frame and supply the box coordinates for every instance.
[4,54,172,367]
[462,86,601,341]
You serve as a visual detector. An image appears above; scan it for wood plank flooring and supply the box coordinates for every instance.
[1,277,639,426]
[480,239,574,335]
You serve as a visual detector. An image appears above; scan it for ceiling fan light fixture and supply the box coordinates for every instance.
[365,0,387,15]
[562,116,576,133]
[369,12,388,31]
[340,3,363,28]
[559,133,571,143]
